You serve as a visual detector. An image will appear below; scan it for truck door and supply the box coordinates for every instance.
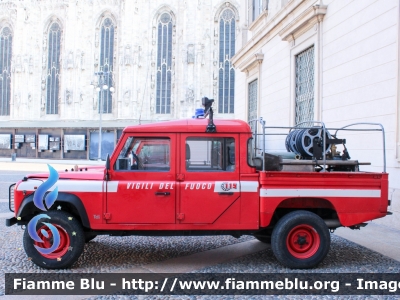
[178,134,240,224]
[106,134,176,224]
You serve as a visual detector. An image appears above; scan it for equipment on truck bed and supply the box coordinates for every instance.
[249,118,386,173]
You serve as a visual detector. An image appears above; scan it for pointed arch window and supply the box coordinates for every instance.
[218,9,235,114]
[0,26,12,116]
[156,12,172,114]
[98,17,114,114]
[46,22,61,115]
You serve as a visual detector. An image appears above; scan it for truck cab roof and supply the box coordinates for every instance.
[123,119,252,134]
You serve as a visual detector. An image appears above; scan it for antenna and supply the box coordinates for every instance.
[202,97,216,133]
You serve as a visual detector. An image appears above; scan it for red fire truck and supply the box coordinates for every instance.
[6,98,390,269]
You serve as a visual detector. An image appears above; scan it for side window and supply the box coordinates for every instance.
[114,137,170,171]
[185,137,235,172]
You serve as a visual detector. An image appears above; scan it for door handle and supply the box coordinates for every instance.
[218,192,234,195]
[155,192,170,196]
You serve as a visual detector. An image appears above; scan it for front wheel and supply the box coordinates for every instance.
[271,210,330,269]
[23,210,85,269]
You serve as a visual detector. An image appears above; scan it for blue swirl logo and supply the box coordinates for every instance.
[27,164,60,255]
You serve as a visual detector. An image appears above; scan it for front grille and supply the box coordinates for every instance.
[9,183,15,212]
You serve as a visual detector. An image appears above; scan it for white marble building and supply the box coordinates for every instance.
[232,0,400,229]
[0,0,241,159]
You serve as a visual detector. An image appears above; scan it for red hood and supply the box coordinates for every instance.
[26,165,105,180]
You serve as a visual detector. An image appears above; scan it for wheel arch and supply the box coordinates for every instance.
[269,197,341,228]
[17,192,90,228]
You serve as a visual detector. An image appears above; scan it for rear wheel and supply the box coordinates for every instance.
[271,210,330,269]
[23,211,85,269]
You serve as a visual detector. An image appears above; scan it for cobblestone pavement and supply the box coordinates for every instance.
[1,170,400,300]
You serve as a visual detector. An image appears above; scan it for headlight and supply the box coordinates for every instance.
[9,183,15,212]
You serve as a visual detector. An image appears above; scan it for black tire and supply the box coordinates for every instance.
[84,232,97,243]
[271,210,330,269]
[23,210,85,269]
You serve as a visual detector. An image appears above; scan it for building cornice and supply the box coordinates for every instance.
[278,3,327,42]
[237,53,264,73]
[248,9,268,34]
[232,0,326,68]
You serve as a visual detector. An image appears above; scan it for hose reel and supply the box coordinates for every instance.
[285,127,332,158]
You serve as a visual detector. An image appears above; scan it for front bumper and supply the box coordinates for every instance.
[5,217,17,227]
